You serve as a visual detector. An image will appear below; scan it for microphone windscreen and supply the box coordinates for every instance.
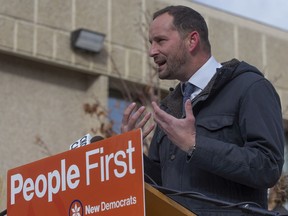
[90,136,104,143]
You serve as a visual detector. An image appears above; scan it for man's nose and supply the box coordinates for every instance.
[149,43,159,57]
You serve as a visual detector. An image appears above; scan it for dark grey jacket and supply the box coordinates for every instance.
[147,59,285,215]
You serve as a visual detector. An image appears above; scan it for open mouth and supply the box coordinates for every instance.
[155,58,166,69]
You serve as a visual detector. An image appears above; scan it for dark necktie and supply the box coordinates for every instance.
[183,82,195,115]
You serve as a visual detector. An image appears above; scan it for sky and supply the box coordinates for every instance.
[192,0,288,31]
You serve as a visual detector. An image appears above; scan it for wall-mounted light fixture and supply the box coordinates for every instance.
[71,29,106,53]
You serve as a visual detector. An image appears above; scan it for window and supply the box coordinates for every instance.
[108,90,129,134]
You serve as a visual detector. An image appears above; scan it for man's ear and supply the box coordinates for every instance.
[187,31,200,52]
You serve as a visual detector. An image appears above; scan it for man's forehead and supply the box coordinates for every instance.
[151,13,174,27]
[149,14,176,36]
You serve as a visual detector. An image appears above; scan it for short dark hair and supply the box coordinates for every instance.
[153,5,211,52]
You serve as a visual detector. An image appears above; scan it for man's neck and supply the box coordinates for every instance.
[185,53,211,82]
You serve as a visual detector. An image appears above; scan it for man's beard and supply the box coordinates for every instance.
[158,47,188,80]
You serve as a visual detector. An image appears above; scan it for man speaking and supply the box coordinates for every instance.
[121,5,285,216]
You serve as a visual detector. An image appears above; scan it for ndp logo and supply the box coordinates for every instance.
[69,200,83,216]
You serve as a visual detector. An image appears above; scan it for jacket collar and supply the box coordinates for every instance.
[159,58,263,116]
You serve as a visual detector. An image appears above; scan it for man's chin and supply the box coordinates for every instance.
[158,70,166,79]
[157,66,174,79]
[158,71,173,80]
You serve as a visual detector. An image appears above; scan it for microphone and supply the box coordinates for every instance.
[90,136,104,143]
[0,209,6,216]
[69,134,104,150]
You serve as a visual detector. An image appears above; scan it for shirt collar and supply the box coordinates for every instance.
[187,56,222,90]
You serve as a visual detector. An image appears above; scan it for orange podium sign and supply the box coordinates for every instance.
[7,129,145,216]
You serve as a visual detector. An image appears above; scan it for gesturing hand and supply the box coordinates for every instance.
[151,100,196,152]
[121,102,155,139]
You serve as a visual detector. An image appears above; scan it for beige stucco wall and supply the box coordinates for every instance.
[0,0,288,209]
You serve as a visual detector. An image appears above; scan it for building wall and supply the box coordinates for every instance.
[0,0,288,209]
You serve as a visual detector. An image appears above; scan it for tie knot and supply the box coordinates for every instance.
[183,82,195,98]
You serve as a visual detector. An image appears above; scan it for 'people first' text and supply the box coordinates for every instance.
[10,140,136,205]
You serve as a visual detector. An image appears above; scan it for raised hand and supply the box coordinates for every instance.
[151,100,196,152]
[121,102,155,139]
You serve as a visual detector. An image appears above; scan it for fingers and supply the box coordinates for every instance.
[152,101,172,126]
[128,106,146,128]
[121,103,154,138]
[137,111,152,129]
[143,123,155,139]
[121,103,145,133]
[185,99,195,121]
[139,112,155,139]
[122,102,137,125]
[152,100,196,152]
[122,103,145,130]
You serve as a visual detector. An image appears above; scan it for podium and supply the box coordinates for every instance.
[145,183,196,216]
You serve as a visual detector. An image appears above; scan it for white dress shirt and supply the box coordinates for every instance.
[183,56,222,100]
